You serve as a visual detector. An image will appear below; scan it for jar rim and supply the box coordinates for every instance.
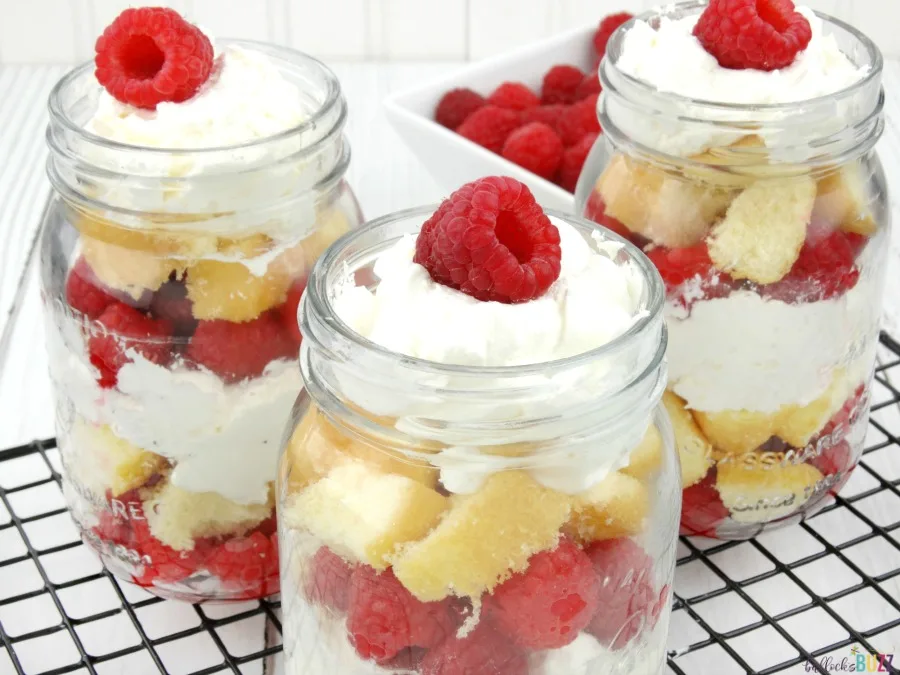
[303,204,666,378]
[47,39,343,155]
[605,1,883,113]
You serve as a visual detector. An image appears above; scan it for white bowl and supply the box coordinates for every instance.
[383,25,597,213]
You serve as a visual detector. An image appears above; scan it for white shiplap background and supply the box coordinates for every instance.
[0,0,899,64]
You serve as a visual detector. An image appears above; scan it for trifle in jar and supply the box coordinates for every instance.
[576,0,889,538]
[40,7,362,600]
[278,176,679,674]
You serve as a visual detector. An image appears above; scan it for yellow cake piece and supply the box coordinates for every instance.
[594,154,734,248]
[74,210,219,258]
[813,164,878,236]
[621,424,664,480]
[282,462,448,570]
[777,371,854,448]
[693,408,778,457]
[686,135,768,187]
[566,471,649,543]
[143,483,272,551]
[72,422,168,498]
[303,209,351,268]
[707,176,816,284]
[716,461,823,524]
[81,237,184,300]
[662,392,714,488]
[392,471,572,601]
[186,259,290,322]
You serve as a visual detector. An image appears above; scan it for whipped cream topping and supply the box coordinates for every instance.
[617,7,866,105]
[48,312,301,504]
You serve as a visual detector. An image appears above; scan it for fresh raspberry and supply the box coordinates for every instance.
[414,176,562,303]
[541,65,585,105]
[763,228,863,303]
[487,82,540,111]
[65,258,118,320]
[383,648,428,672]
[206,531,279,596]
[646,243,734,306]
[420,623,527,675]
[186,310,297,383]
[487,537,600,649]
[574,71,603,101]
[811,440,854,479]
[521,104,567,130]
[593,12,634,57]
[304,547,355,612]
[501,122,564,181]
[278,278,307,349]
[557,132,598,193]
[457,106,522,154]
[435,88,487,129]
[88,303,174,388]
[347,566,459,663]
[556,94,600,146]
[92,489,142,547]
[693,0,813,72]
[585,538,657,649]
[94,7,214,110]
[583,192,636,243]
[149,276,196,337]
[680,471,729,537]
[133,535,206,587]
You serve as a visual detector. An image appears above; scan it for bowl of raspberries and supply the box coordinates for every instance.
[384,12,632,212]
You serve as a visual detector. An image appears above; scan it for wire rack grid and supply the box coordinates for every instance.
[2,336,900,675]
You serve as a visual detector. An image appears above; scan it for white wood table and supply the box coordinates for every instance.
[1,61,900,675]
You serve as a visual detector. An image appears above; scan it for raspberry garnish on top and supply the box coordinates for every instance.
[95,7,214,110]
[414,177,562,304]
[693,0,813,72]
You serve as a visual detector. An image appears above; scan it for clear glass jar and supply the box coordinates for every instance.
[575,4,889,540]
[40,42,363,601]
[278,207,679,674]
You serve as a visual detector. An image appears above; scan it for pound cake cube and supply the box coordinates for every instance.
[282,462,448,570]
[595,154,733,248]
[662,392,714,488]
[186,259,292,322]
[686,135,768,188]
[716,461,823,524]
[777,370,855,448]
[813,164,877,236]
[707,176,816,284]
[82,236,184,300]
[566,471,649,543]
[621,424,664,480]
[74,210,219,258]
[393,471,571,601]
[693,408,778,457]
[143,482,272,551]
[303,209,351,268]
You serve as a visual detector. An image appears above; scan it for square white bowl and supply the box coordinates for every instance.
[383,24,597,213]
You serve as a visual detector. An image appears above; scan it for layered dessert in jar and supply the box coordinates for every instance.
[278,176,680,674]
[577,0,888,538]
[40,7,362,600]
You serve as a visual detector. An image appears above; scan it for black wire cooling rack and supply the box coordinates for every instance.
[3,336,900,675]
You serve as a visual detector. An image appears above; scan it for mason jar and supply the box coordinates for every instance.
[575,4,888,540]
[277,206,679,674]
[40,42,363,601]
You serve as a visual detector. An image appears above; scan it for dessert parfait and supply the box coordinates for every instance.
[40,7,362,600]
[278,176,680,674]
[576,0,889,538]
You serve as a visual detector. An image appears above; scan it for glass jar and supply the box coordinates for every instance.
[40,42,363,601]
[575,4,889,540]
[277,207,679,675]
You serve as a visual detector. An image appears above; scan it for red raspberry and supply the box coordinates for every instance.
[811,440,854,479]
[88,302,174,388]
[556,94,600,146]
[94,7,214,110]
[66,258,117,320]
[186,310,297,383]
[149,276,197,338]
[593,12,634,57]
[574,71,603,101]
[92,488,142,547]
[521,104,567,130]
[487,82,540,111]
[277,278,307,349]
[347,566,459,663]
[680,471,729,537]
[557,132,598,193]
[764,228,863,303]
[134,536,206,587]
[304,547,355,612]
[646,243,734,306]
[457,106,522,154]
[435,88,487,129]
[501,122,564,181]
[414,176,562,304]
[693,0,813,72]
[541,65,585,105]
[583,192,636,243]
[206,531,279,596]
[585,538,657,649]
[487,537,600,649]
[420,623,527,675]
